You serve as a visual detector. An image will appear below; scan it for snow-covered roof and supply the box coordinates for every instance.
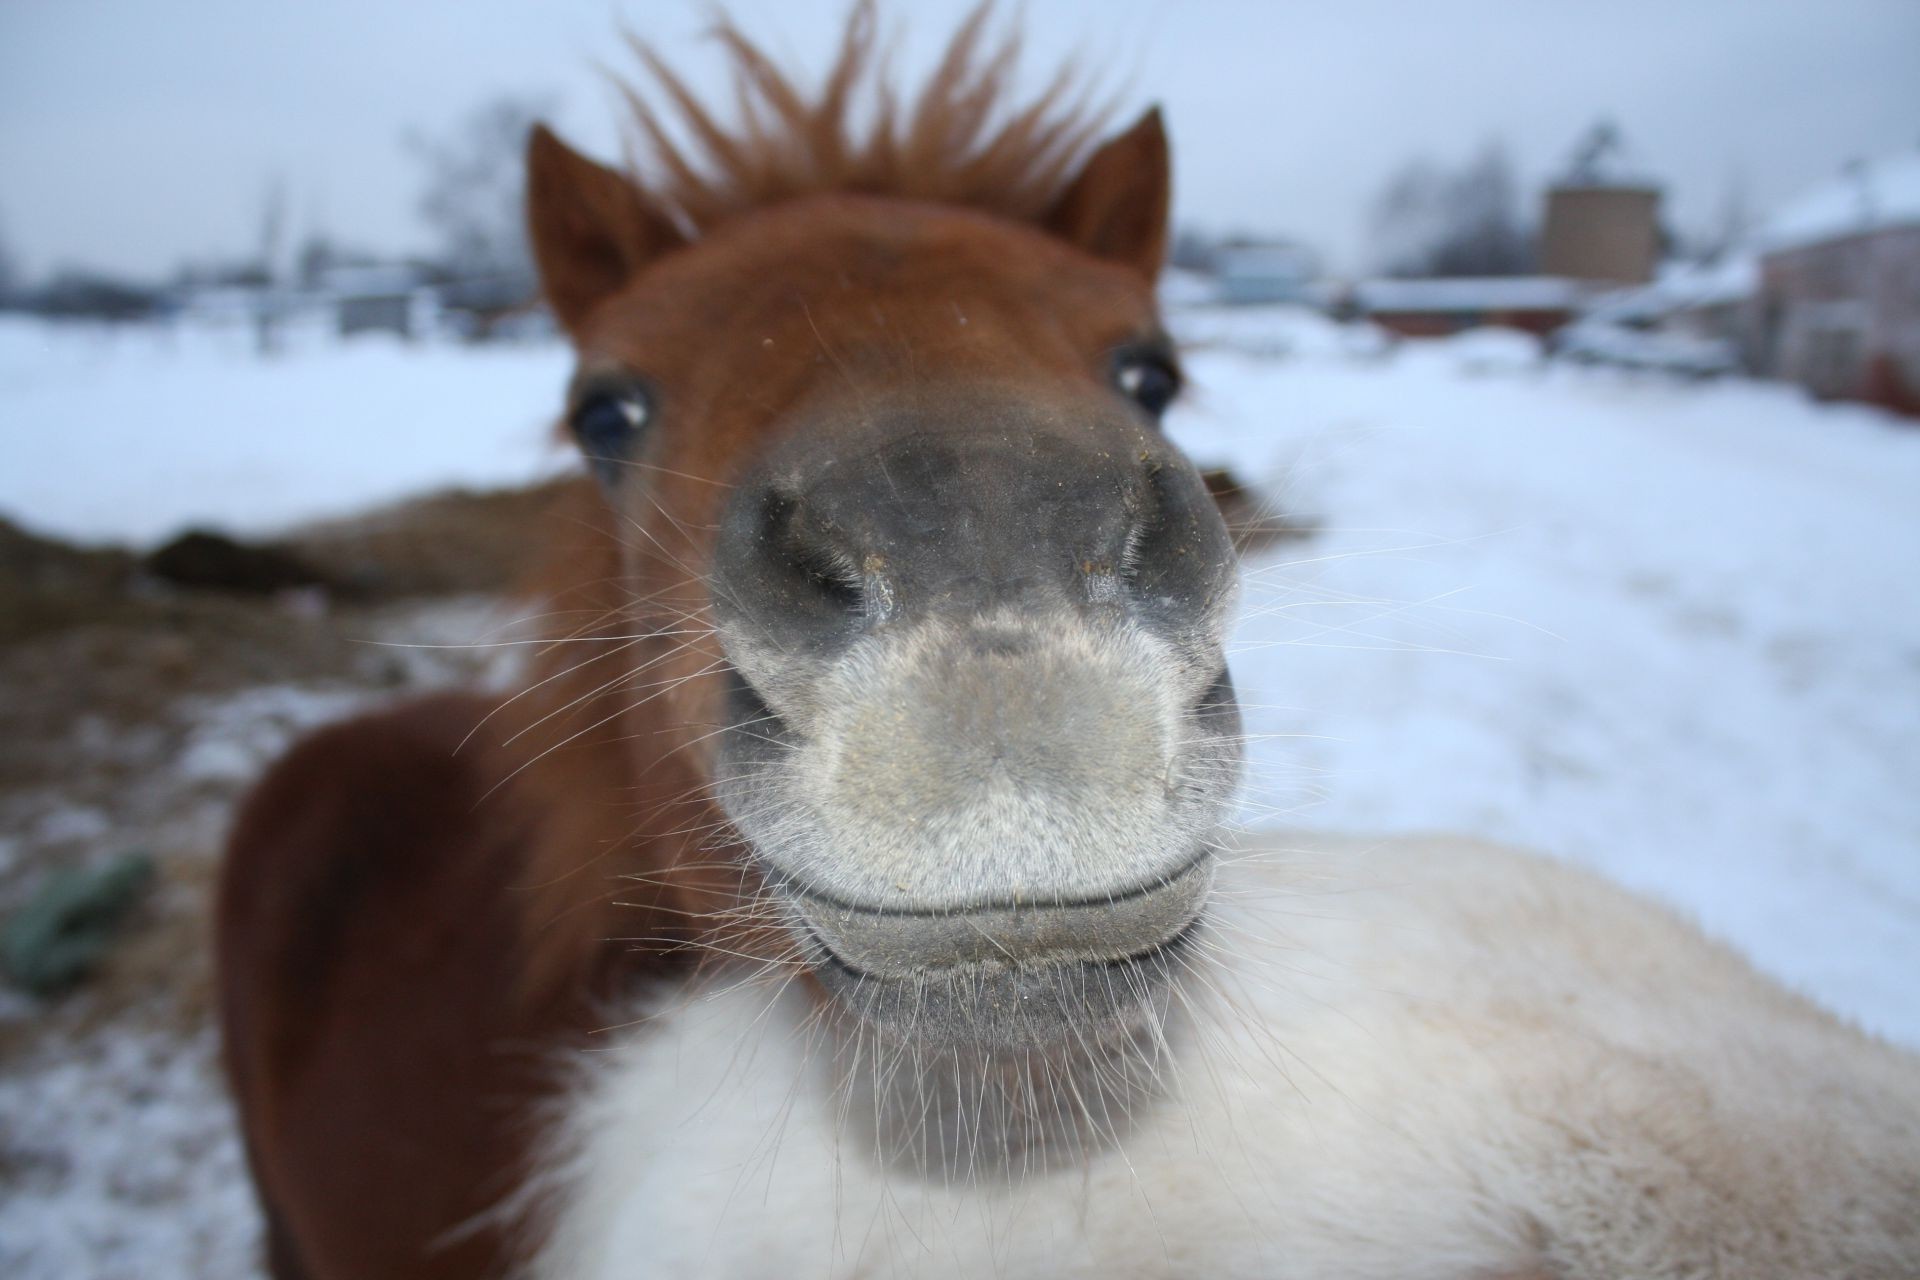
[1585,254,1757,324]
[1355,276,1592,314]
[1759,151,1920,254]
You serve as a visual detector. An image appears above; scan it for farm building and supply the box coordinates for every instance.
[1352,276,1593,338]
[1753,150,1920,416]
[313,263,434,341]
[1540,124,1664,286]
[1212,239,1323,306]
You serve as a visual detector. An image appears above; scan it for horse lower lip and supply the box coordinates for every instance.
[791,909,1202,1049]
[798,912,1204,982]
[762,850,1216,972]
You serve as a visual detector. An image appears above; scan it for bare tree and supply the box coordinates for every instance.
[407,94,552,280]
[1699,168,1753,262]
[1368,157,1449,277]
[254,176,290,355]
[1369,140,1533,277]
[0,213,18,305]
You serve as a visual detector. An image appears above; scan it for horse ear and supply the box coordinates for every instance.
[1044,107,1171,280]
[525,124,684,332]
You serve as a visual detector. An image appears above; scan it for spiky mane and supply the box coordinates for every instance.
[618,2,1106,233]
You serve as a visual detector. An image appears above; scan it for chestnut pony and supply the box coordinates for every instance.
[220,9,1242,1277]
[219,10,1920,1280]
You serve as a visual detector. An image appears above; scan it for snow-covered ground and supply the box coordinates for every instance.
[1,309,1917,1275]
[1181,321,1920,1047]
[0,316,573,546]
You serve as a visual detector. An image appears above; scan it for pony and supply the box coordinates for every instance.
[217,8,1920,1278]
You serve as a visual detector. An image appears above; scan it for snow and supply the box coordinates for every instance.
[1,311,1918,1274]
[1174,303,1391,361]
[1416,324,1543,374]
[2,1029,258,1279]
[1178,319,1920,1046]
[1759,149,1920,253]
[0,316,576,547]
[1587,253,1758,326]
[1554,319,1740,377]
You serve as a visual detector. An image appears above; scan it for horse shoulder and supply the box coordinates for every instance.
[217,692,596,1280]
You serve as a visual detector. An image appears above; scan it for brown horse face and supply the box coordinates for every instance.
[709,380,1241,1050]
[527,113,1242,1050]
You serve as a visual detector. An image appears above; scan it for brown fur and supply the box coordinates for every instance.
[218,7,1177,1277]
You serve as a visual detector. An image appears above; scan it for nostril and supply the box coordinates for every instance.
[1116,508,1149,590]
[1080,493,1151,608]
[755,485,865,618]
[1110,458,1235,618]
[797,544,864,614]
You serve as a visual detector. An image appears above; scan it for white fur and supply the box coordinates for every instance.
[522,831,1920,1278]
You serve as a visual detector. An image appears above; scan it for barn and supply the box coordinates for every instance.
[1352,276,1593,338]
[1755,150,1920,417]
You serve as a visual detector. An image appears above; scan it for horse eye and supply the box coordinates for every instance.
[569,387,651,480]
[1113,352,1181,417]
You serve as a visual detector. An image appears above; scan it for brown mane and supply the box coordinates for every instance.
[616,0,1108,235]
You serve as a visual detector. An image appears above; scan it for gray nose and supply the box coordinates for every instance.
[709,402,1236,662]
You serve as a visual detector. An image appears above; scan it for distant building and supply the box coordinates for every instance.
[315,264,432,341]
[1539,124,1663,286]
[1353,276,1593,338]
[1212,239,1322,306]
[1753,151,1920,416]
[436,269,541,341]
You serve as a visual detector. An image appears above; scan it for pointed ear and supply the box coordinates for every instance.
[525,124,684,332]
[1044,107,1171,280]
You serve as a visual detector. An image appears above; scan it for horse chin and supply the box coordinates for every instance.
[760,863,1209,1179]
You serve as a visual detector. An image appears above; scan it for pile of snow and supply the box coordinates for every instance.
[1413,325,1543,375]
[1587,254,1758,326]
[1553,319,1741,377]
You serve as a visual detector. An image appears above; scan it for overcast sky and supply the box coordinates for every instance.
[3,0,1916,280]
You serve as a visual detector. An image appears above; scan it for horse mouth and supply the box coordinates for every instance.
[711,607,1241,1050]
[767,854,1215,1050]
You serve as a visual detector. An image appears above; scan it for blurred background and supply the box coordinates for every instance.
[2,2,1917,1275]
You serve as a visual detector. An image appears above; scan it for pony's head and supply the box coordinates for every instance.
[524,7,1241,1057]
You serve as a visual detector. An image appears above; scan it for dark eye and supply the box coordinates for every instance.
[568,384,652,484]
[1113,350,1181,417]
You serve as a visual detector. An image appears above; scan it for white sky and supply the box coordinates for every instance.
[2,0,1917,280]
